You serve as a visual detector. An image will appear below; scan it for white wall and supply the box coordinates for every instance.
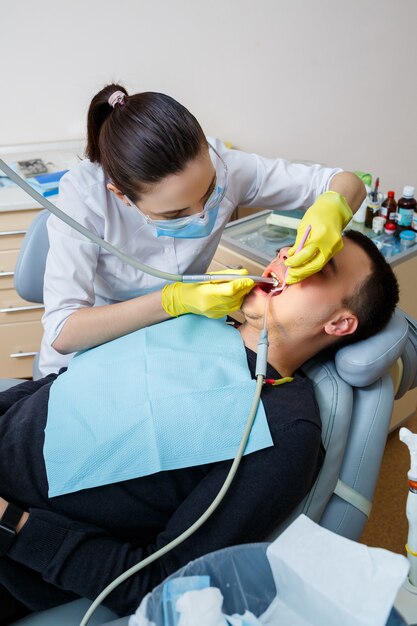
[2,0,416,193]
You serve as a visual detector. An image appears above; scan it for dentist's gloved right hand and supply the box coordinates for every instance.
[161,269,255,319]
[284,191,353,284]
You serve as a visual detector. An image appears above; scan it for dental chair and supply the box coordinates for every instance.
[13,209,50,381]
[5,212,417,625]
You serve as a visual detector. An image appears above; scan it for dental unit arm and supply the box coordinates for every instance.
[0,159,276,287]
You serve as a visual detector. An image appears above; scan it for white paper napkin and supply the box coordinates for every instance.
[266,514,409,626]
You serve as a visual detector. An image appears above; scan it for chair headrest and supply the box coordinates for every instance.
[395,311,417,398]
[335,309,409,387]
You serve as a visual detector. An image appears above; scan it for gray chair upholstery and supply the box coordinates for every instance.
[0,379,24,392]
[11,599,122,626]
[14,209,49,305]
[13,210,50,379]
[271,309,414,541]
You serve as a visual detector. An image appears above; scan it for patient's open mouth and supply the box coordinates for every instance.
[258,271,282,296]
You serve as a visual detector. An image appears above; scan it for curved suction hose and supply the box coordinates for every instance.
[0,159,182,282]
[80,300,273,625]
[79,373,266,626]
[0,159,276,286]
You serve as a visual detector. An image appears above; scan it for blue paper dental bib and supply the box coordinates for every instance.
[44,315,273,497]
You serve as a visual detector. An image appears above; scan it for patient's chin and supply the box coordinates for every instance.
[240,295,261,320]
[241,291,256,310]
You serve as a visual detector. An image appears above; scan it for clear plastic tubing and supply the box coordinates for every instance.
[263,291,273,332]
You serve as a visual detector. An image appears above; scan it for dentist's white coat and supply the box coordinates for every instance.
[40,137,341,375]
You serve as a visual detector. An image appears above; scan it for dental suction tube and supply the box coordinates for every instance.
[0,159,274,286]
[0,159,182,282]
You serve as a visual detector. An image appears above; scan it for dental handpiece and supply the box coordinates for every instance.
[182,274,279,286]
[183,225,312,288]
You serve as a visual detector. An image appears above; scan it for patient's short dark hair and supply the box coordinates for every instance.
[337,229,399,347]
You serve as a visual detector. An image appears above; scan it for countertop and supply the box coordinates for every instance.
[0,140,84,211]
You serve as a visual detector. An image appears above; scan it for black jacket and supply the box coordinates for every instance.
[0,349,323,616]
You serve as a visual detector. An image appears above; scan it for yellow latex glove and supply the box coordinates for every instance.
[284,191,353,284]
[161,269,255,319]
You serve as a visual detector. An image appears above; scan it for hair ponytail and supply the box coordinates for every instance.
[84,83,207,202]
[86,83,128,163]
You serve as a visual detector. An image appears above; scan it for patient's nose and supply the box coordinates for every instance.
[277,247,290,262]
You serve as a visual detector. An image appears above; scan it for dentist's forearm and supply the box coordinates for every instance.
[329,171,366,213]
[52,290,170,354]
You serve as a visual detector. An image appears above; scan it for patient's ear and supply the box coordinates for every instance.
[107,183,130,206]
[324,312,358,337]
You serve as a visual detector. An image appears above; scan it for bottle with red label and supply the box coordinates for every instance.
[380,191,397,224]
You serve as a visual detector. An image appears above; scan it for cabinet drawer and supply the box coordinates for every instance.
[212,244,264,275]
[0,288,44,322]
[0,249,19,289]
[0,209,40,252]
[0,320,43,378]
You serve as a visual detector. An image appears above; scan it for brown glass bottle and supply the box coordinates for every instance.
[381,191,397,224]
[365,196,381,228]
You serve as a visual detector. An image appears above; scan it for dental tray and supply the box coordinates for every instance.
[221,211,298,265]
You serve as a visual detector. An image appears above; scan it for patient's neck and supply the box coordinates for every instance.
[237,321,327,378]
[237,322,299,377]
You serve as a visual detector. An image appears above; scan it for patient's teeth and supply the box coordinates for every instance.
[269,271,281,286]
[271,274,281,286]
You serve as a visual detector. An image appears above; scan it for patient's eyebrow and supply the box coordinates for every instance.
[275,242,295,256]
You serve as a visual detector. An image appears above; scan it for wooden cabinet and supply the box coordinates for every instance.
[0,209,42,377]
[0,139,82,378]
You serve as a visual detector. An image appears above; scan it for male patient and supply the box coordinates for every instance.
[0,230,399,619]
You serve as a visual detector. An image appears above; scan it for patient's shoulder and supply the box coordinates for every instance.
[262,371,320,432]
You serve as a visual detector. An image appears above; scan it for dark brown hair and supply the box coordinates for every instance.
[86,84,208,201]
[337,229,399,347]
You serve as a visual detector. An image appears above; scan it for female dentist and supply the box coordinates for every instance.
[39,83,365,376]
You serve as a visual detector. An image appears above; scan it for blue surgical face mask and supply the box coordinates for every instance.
[127,143,228,239]
[128,183,225,239]
[152,198,221,239]
[127,195,222,239]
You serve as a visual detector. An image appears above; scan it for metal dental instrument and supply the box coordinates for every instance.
[0,158,275,286]
[182,226,313,287]
[259,224,312,296]
[183,274,278,285]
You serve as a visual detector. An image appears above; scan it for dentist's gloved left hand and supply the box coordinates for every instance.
[161,269,255,319]
[284,191,353,284]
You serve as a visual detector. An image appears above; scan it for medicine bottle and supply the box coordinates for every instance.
[397,186,417,229]
[399,230,416,250]
[365,196,382,229]
[381,191,397,224]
